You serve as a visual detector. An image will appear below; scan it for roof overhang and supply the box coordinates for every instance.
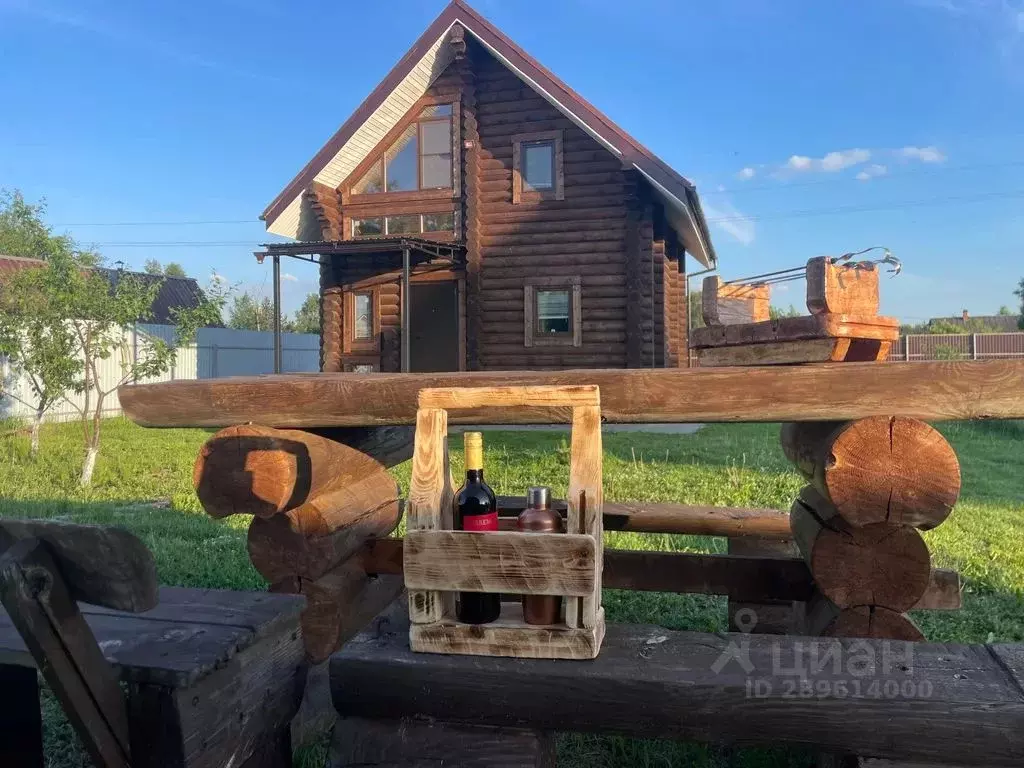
[261,0,717,268]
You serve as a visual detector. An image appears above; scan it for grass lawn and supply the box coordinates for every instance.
[1,417,1022,767]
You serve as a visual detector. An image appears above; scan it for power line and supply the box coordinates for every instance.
[53,218,257,227]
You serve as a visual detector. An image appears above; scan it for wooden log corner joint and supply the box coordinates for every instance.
[404,385,605,660]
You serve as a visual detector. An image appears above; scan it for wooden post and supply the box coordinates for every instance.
[272,254,282,374]
[401,244,411,373]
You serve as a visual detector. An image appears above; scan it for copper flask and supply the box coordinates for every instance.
[517,486,563,625]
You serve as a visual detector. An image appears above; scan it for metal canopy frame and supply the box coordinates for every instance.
[254,238,466,374]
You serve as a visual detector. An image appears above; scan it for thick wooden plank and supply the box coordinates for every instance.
[117,361,1024,427]
[698,338,849,367]
[690,313,900,349]
[333,606,1024,766]
[361,537,961,609]
[567,403,603,629]
[496,495,793,538]
[404,530,596,596]
[330,716,556,768]
[806,257,881,317]
[0,664,43,768]
[0,520,157,612]
[0,537,131,768]
[702,277,770,326]
[419,384,599,410]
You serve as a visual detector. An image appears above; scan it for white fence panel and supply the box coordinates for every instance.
[1,325,319,423]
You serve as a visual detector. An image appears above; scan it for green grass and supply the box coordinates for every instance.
[2,417,1022,767]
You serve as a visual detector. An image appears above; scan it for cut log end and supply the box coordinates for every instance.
[781,417,961,529]
[791,492,932,612]
[820,605,925,642]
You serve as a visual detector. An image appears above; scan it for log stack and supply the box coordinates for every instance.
[780,417,961,640]
[193,424,410,662]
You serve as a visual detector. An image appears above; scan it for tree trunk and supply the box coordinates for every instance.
[80,444,99,487]
[29,406,43,458]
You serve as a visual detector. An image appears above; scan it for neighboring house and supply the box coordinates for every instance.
[260,0,718,373]
[0,255,221,327]
[927,310,1021,333]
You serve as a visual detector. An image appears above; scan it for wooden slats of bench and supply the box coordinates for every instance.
[331,604,1024,767]
[0,587,304,688]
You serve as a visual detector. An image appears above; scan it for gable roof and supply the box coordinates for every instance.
[0,256,220,327]
[261,0,717,267]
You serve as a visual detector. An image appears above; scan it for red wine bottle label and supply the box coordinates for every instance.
[462,512,498,532]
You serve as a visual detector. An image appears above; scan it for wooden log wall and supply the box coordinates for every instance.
[472,42,644,370]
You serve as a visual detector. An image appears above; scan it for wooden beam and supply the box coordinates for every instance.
[117,360,1024,427]
[332,606,1024,767]
[361,538,961,608]
[0,520,157,613]
[496,496,793,538]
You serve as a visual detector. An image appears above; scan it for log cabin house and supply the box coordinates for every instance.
[258,0,718,373]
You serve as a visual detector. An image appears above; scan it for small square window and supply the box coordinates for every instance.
[512,130,563,203]
[353,293,372,340]
[523,141,554,191]
[524,278,580,348]
[536,289,570,335]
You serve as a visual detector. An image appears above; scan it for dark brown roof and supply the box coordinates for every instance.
[0,256,219,327]
[261,0,716,266]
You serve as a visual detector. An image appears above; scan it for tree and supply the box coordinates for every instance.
[0,189,74,259]
[0,256,81,456]
[290,293,320,335]
[228,292,275,332]
[1015,279,1024,330]
[143,259,187,277]
[63,258,225,486]
[769,304,802,319]
[998,305,1013,316]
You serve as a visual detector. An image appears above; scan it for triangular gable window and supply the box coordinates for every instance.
[350,103,455,195]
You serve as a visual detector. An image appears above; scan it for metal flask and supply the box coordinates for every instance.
[517,486,563,625]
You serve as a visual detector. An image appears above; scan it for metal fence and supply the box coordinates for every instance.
[686,332,1024,366]
[1,325,319,423]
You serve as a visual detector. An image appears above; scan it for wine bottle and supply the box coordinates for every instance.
[455,431,501,624]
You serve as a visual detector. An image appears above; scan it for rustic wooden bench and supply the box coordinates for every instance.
[328,601,1024,768]
[0,584,306,768]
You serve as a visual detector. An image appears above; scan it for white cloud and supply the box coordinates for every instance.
[702,198,755,246]
[898,145,947,163]
[737,167,756,180]
[784,149,872,174]
[820,148,872,171]
[786,155,814,171]
[281,272,298,282]
[855,164,889,181]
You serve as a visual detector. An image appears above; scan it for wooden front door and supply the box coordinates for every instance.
[409,281,460,372]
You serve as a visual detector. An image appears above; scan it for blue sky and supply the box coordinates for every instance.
[1,0,1022,321]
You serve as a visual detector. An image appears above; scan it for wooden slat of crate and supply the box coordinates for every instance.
[409,606,605,660]
[567,404,602,629]
[419,385,599,410]
[403,530,597,596]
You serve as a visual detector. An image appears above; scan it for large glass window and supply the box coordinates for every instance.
[351,218,383,237]
[350,103,454,195]
[422,212,454,232]
[351,213,455,237]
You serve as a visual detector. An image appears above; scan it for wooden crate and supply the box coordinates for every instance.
[403,384,604,660]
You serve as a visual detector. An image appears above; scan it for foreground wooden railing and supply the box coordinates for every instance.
[118,360,1024,427]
